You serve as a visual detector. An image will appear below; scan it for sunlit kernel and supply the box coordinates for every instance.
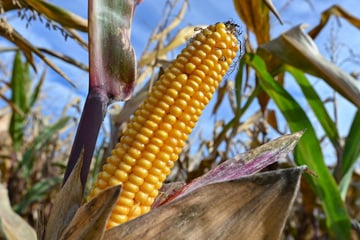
[146,144,160,155]
[169,105,182,118]
[142,152,156,162]
[137,158,152,169]
[145,174,159,184]
[117,197,133,210]
[153,159,166,169]
[103,162,117,174]
[185,62,196,74]
[114,169,128,181]
[129,174,144,186]
[154,129,169,141]
[113,206,130,215]
[123,182,139,193]
[141,182,155,193]
[135,191,148,203]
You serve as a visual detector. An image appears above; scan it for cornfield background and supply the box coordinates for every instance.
[1,0,360,239]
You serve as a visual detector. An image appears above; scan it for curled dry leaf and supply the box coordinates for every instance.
[59,185,121,240]
[44,152,84,240]
[156,131,303,205]
[258,24,360,109]
[105,167,306,240]
[0,184,37,240]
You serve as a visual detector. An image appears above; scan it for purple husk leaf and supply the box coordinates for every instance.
[63,0,138,187]
[155,131,304,206]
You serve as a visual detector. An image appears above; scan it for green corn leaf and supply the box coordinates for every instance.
[243,53,350,239]
[339,110,360,199]
[13,177,62,214]
[19,117,70,178]
[285,66,341,153]
[9,51,31,151]
[28,68,46,110]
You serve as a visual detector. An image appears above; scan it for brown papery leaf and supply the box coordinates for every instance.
[60,185,121,240]
[258,24,360,109]
[104,167,305,240]
[44,152,84,240]
[309,5,360,39]
[0,184,37,240]
[233,0,270,44]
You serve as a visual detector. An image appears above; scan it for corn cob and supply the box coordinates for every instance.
[88,21,239,229]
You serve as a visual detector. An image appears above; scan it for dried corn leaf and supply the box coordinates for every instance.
[0,184,37,240]
[309,5,360,39]
[233,0,270,44]
[44,152,84,240]
[0,20,75,87]
[157,131,303,205]
[258,24,360,109]
[105,167,305,240]
[59,185,121,240]
[138,25,206,67]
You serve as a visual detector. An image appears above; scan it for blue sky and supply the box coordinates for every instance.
[1,0,359,164]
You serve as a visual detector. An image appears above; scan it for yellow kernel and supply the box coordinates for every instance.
[120,136,133,146]
[175,98,187,110]
[179,113,192,123]
[141,182,155,193]
[153,107,166,117]
[168,87,180,98]
[152,89,163,99]
[174,62,184,70]
[151,137,163,147]
[200,44,212,53]
[135,133,149,144]
[176,73,188,85]
[158,101,170,111]
[185,62,196,74]
[98,171,112,181]
[96,178,108,188]
[156,173,167,184]
[129,174,144,186]
[114,169,128,182]
[149,114,162,124]
[138,158,152,169]
[187,79,199,90]
[158,123,172,133]
[142,152,156,161]
[108,217,126,227]
[109,177,121,186]
[167,160,175,168]
[153,159,166,169]
[144,120,157,131]
[161,145,174,154]
[149,167,162,177]
[123,154,136,166]
[128,147,141,159]
[170,129,182,139]
[195,50,207,59]
[206,38,216,46]
[212,31,221,40]
[149,189,158,198]
[164,115,177,125]
[145,174,159,184]
[170,66,182,75]
[191,56,202,65]
[141,206,151,214]
[179,92,191,101]
[204,58,214,69]
[173,121,185,131]
[122,190,135,199]
[119,161,131,172]
[187,45,197,52]
[129,205,141,219]
[135,191,148,203]
[183,85,195,96]
[215,41,227,49]
[113,206,130,215]
[192,71,205,81]
[146,144,160,155]
[166,137,178,148]
[169,105,182,117]
[165,72,176,80]
[133,166,148,178]
[177,56,188,63]
[163,95,175,105]
[182,50,192,58]
[199,64,209,74]
[103,163,117,174]
[158,152,171,162]
[123,182,139,193]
